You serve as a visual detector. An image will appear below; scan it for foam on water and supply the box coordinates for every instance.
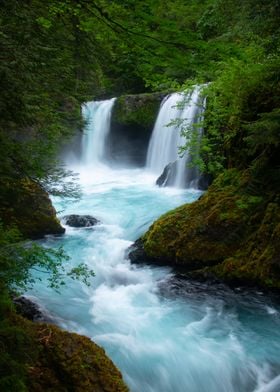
[28,97,280,391]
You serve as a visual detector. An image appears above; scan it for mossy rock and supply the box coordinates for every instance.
[0,178,64,239]
[142,169,280,289]
[1,312,128,392]
[143,170,252,267]
[28,324,128,392]
[212,202,280,289]
[112,92,165,130]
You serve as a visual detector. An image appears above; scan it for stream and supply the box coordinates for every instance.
[28,96,280,392]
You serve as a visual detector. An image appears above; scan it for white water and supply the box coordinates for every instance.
[28,98,280,392]
[146,86,205,188]
[81,98,116,166]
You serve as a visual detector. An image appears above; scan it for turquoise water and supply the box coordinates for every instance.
[28,165,280,392]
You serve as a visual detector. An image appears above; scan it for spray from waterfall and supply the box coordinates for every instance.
[146,86,205,188]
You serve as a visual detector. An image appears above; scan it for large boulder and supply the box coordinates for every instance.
[156,161,211,190]
[0,178,65,239]
[142,169,280,289]
[28,323,129,392]
[156,161,178,187]
[11,314,128,392]
[62,214,99,228]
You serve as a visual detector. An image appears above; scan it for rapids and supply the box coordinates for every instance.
[28,98,280,392]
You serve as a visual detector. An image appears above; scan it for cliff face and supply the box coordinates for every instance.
[0,178,65,239]
[107,92,166,166]
[142,169,280,290]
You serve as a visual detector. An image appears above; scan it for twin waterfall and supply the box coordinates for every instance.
[39,86,280,392]
[81,87,205,189]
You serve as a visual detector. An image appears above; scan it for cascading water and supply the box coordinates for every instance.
[146,86,205,188]
[81,98,116,166]
[28,95,280,392]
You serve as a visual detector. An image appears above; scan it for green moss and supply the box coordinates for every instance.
[143,170,250,266]
[142,169,280,289]
[1,310,128,392]
[0,178,65,239]
[212,202,280,289]
[28,324,129,392]
[112,92,164,130]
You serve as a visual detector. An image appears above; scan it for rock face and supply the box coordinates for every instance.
[108,92,166,166]
[142,169,280,289]
[156,161,178,187]
[13,296,47,322]
[155,162,212,190]
[127,238,154,264]
[0,178,65,239]
[62,214,99,227]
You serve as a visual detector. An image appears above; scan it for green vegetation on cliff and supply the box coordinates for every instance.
[112,93,164,130]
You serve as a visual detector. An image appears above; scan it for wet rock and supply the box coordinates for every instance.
[156,161,177,186]
[62,214,99,228]
[197,173,213,190]
[127,238,153,264]
[13,296,49,322]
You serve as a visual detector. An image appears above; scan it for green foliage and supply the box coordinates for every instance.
[0,288,31,391]
[0,223,94,292]
[113,93,163,129]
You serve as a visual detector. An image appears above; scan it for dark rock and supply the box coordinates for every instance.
[156,160,204,189]
[142,169,280,290]
[127,238,153,264]
[13,296,49,322]
[62,214,100,228]
[197,173,213,190]
[108,92,166,167]
[156,161,178,186]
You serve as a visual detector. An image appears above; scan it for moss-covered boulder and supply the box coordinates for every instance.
[28,323,128,392]
[0,178,65,239]
[1,310,128,392]
[107,92,166,166]
[212,202,280,289]
[142,169,280,289]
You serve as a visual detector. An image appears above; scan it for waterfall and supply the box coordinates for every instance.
[146,86,205,188]
[81,98,116,166]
